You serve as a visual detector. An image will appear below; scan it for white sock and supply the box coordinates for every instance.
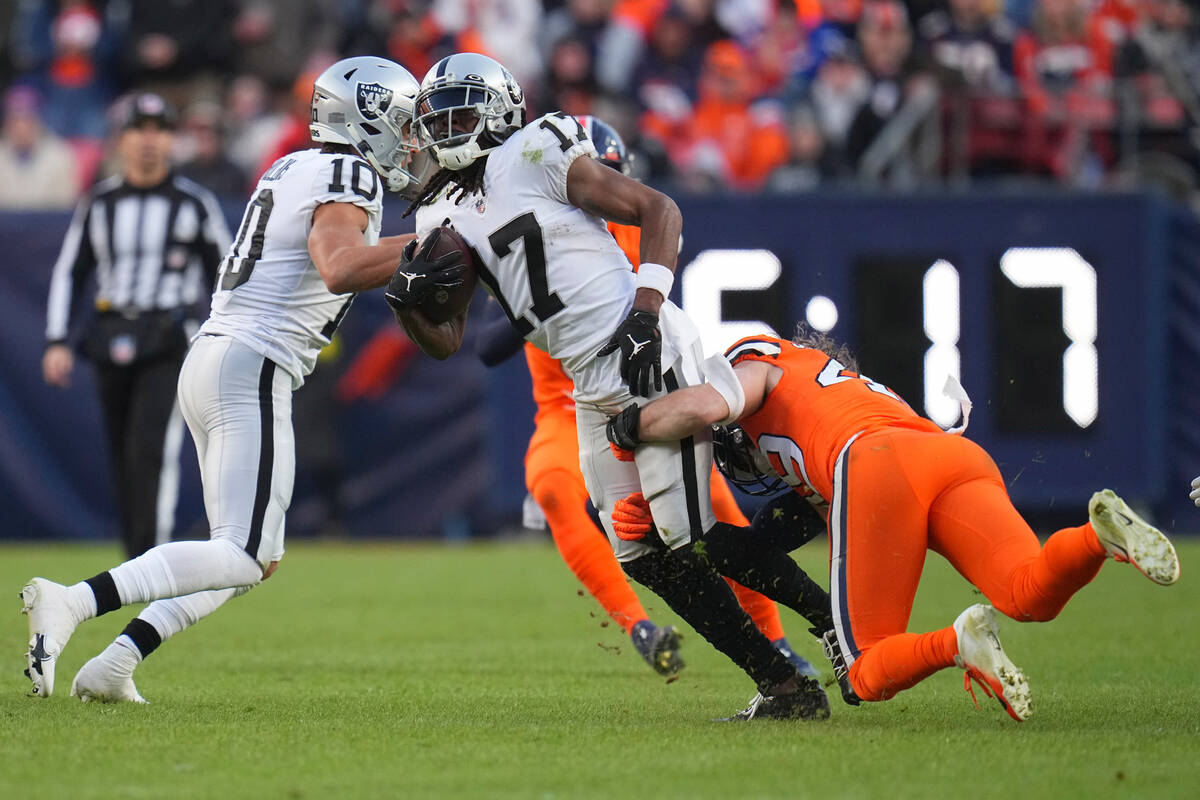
[65,582,99,622]
[95,638,142,677]
[136,586,249,646]
[108,539,262,606]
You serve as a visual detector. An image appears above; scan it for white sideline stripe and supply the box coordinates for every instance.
[829,432,861,668]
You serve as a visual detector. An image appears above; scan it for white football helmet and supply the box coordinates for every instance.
[310,56,431,196]
[414,53,526,171]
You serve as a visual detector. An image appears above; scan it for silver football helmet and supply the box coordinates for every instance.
[414,53,526,171]
[310,56,430,196]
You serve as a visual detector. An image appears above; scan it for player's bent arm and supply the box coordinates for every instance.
[565,156,681,314]
[308,202,415,294]
[395,306,466,360]
[637,361,775,441]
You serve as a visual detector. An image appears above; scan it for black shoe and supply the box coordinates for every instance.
[631,620,684,676]
[814,627,861,706]
[719,675,831,721]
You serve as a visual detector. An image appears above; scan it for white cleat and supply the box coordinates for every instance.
[953,604,1032,722]
[20,578,80,698]
[1089,490,1180,586]
[71,654,148,704]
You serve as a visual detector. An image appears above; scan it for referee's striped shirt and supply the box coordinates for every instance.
[45,172,233,343]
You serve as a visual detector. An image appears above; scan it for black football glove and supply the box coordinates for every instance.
[384,229,467,314]
[597,309,662,397]
[606,404,643,452]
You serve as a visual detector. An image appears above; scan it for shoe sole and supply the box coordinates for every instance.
[20,581,58,698]
[959,606,1032,722]
[648,626,684,677]
[1089,490,1180,586]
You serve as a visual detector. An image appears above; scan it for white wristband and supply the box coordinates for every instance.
[635,262,674,298]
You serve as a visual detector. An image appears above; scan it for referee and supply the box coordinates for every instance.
[43,93,232,558]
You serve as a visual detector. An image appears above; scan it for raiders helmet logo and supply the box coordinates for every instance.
[356,82,393,120]
[502,69,523,106]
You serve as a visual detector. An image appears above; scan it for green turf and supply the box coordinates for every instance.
[1,538,1198,799]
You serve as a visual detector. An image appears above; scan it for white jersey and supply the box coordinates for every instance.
[201,148,383,385]
[414,113,636,377]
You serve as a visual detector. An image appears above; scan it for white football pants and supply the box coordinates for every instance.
[572,301,717,562]
[177,334,295,567]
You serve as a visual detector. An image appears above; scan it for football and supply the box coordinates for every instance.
[419,225,479,324]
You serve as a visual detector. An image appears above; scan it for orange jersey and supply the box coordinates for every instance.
[608,221,640,268]
[525,342,575,424]
[727,336,942,503]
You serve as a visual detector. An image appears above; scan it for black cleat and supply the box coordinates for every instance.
[815,627,861,706]
[719,675,831,721]
[631,620,684,677]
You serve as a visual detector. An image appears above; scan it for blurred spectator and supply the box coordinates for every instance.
[253,71,322,181]
[765,102,845,191]
[0,85,77,209]
[116,0,236,103]
[845,1,939,183]
[382,2,445,80]
[631,3,706,118]
[223,73,287,178]
[750,0,813,95]
[918,0,1016,93]
[919,0,1022,177]
[231,0,341,88]
[1113,0,1200,192]
[792,0,863,87]
[10,0,117,140]
[647,40,789,190]
[542,0,617,60]
[803,39,871,157]
[546,34,599,114]
[176,100,249,199]
[1014,0,1116,180]
[430,0,544,92]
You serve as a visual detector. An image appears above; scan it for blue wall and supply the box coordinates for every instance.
[2,191,1196,542]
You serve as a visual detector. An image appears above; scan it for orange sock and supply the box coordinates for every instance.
[1009,523,1105,621]
[534,471,648,634]
[848,626,958,702]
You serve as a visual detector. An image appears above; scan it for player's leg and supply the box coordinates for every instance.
[122,354,186,557]
[94,361,139,558]
[826,434,960,703]
[926,435,1107,622]
[70,586,252,703]
[21,337,280,697]
[709,473,785,641]
[531,466,649,634]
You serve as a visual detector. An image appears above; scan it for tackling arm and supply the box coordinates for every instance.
[308,202,415,294]
[620,361,777,443]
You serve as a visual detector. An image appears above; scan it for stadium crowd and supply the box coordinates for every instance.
[0,0,1198,209]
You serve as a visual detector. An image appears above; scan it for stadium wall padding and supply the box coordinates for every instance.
[1,191,1196,542]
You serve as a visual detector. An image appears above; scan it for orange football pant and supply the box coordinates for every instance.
[830,428,1106,702]
[528,414,785,639]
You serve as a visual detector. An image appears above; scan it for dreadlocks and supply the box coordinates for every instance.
[792,322,859,372]
[402,160,488,218]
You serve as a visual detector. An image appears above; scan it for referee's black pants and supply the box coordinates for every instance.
[95,352,185,558]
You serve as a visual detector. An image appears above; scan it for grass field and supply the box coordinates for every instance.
[1,538,1198,799]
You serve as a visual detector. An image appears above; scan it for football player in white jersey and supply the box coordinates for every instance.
[19,56,452,703]
[386,53,828,719]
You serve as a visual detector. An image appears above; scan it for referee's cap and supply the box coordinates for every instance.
[118,92,176,131]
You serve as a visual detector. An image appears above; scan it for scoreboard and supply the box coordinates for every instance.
[673,192,1168,507]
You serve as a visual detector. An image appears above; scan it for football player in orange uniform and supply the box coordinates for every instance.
[607,330,1180,720]
[486,117,819,677]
